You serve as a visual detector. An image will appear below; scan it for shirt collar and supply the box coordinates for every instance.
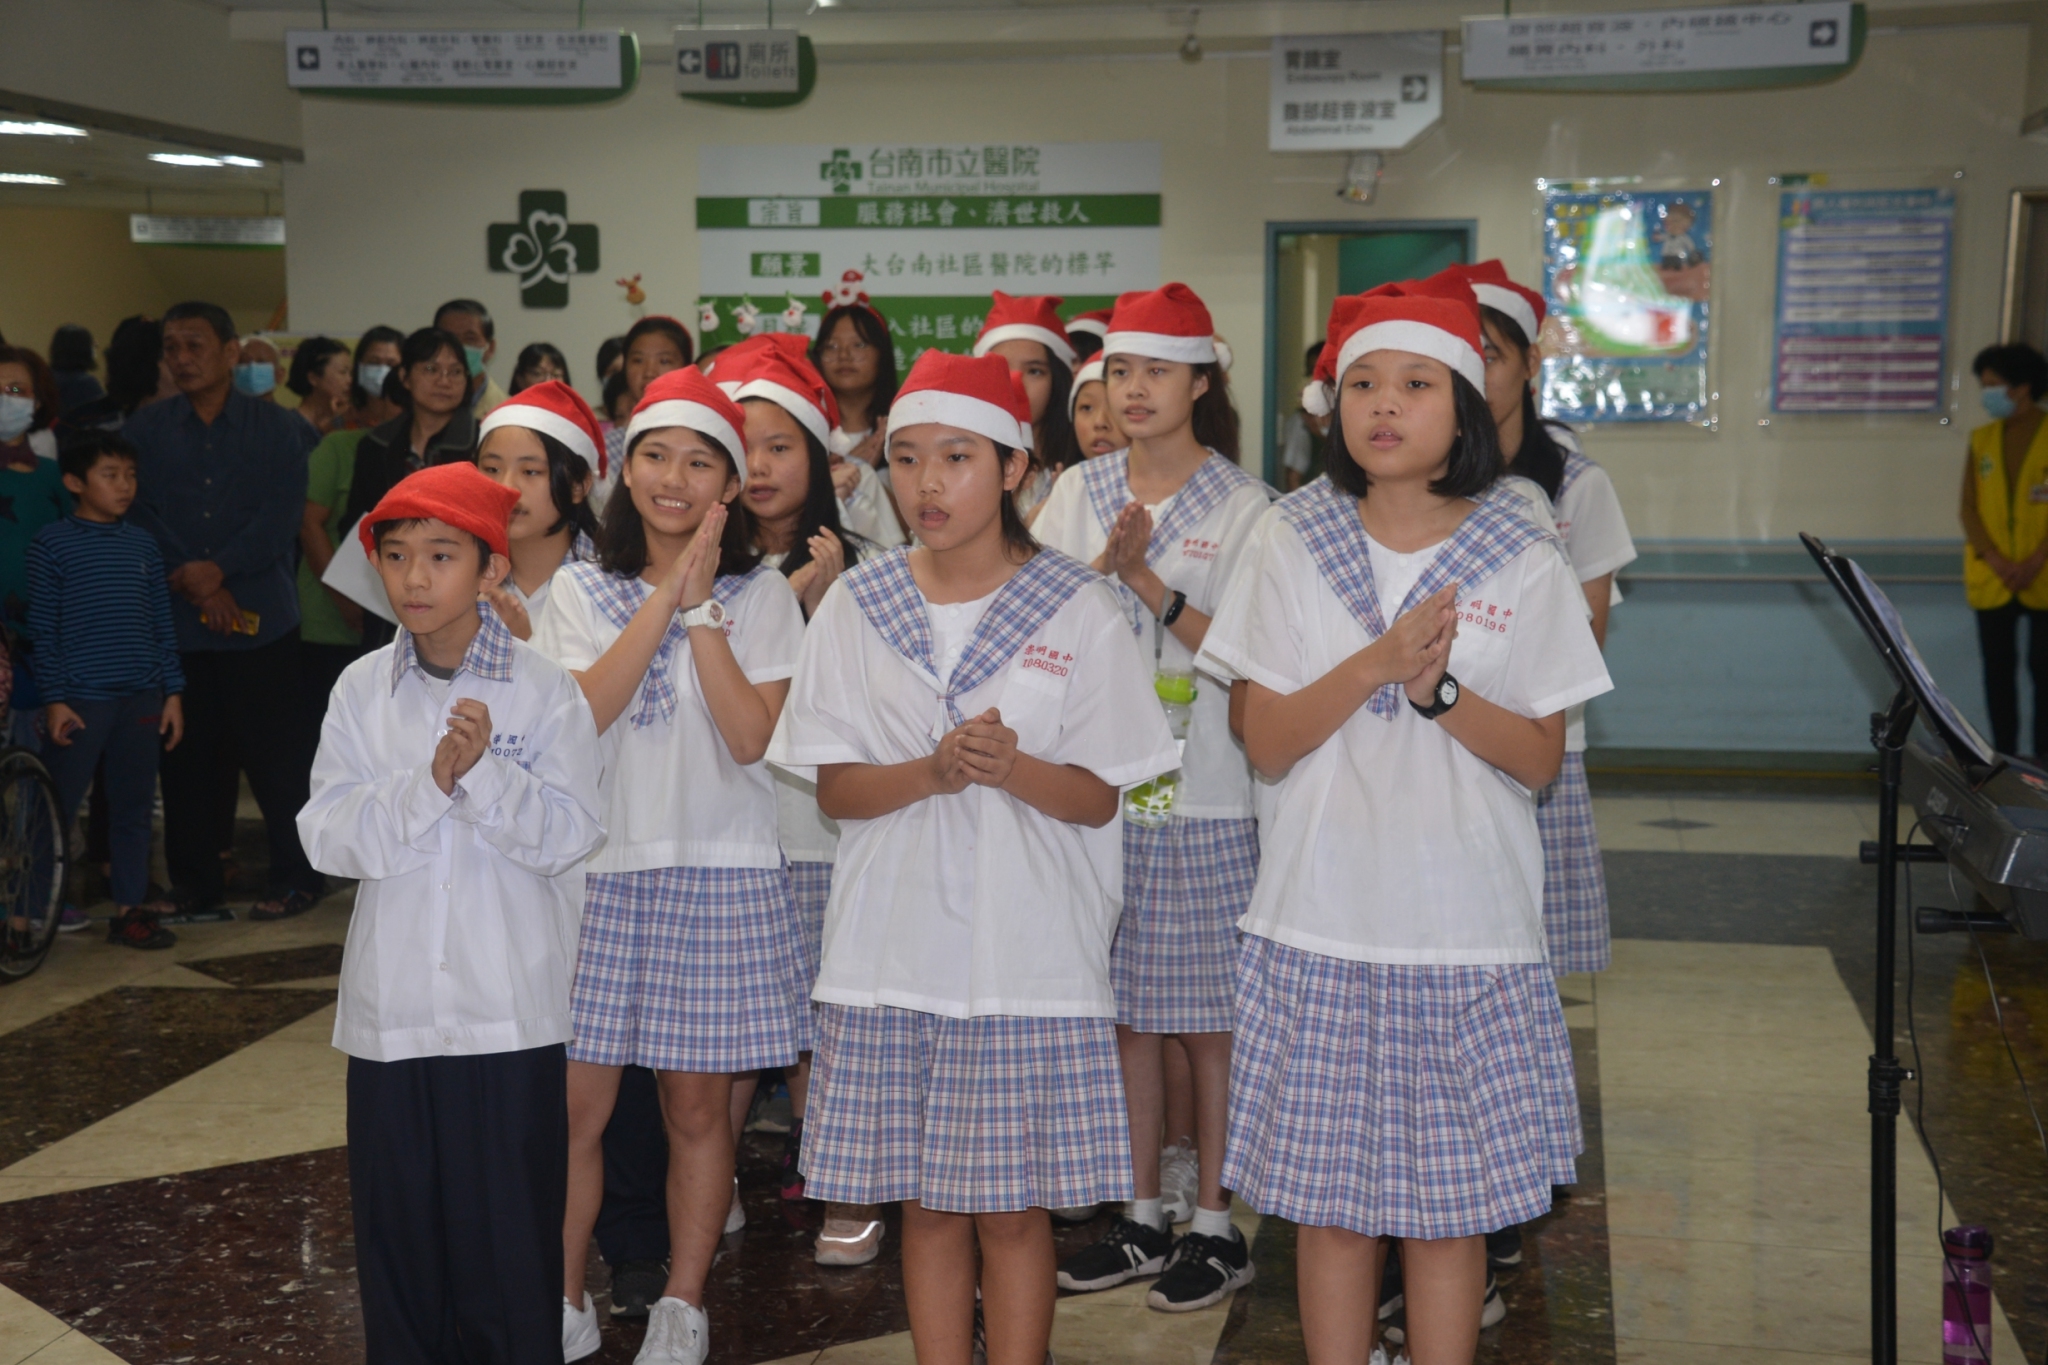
[389,602,518,695]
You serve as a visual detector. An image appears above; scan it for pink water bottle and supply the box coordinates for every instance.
[1942,1225,1994,1364]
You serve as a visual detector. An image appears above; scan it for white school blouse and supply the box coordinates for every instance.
[766,576,1179,1018]
[300,617,606,1062]
[1198,513,1612,965]
[531,563,805,872]
[758,553,841,865]
[1536,429,1638,753]
[1030,455,1273,820]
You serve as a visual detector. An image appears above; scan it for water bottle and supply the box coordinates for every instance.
[1124,669,1196,828]
[1942,1225,1994,1364]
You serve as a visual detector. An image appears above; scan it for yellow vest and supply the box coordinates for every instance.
[1965,417,2048,610]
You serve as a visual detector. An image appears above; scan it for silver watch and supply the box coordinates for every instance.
[679,599,726,630]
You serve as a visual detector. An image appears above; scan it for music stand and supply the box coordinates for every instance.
[1800,532,1991,1365]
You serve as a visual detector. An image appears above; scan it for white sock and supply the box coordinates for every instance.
[1190,1204,1234,1239]
[1126,1197,1166,1230]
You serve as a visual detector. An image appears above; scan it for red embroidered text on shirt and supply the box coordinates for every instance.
[1181,536,1220,562]
[1019,642,1073,678]
[1460,598,1516,635]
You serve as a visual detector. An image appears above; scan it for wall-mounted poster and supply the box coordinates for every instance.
[1770,186,1953,413]
[694,142,1161,366]
[1539,183,1713,423]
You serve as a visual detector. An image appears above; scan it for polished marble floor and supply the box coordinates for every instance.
[0,791,2043,1364]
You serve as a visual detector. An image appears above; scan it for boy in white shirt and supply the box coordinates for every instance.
[298,460,605,1365]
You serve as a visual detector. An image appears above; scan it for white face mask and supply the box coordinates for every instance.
[357,363,392,398]
[0,395,34,443]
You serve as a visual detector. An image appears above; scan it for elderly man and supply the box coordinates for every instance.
[125,301,324,922]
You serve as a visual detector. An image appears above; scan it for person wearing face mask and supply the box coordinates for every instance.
[1962,341,2048,756]
[0,347,75,747]
[433,298,508,419]
[234,336,284,403]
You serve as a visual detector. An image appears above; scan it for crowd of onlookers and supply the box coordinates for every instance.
[0,297,926,949]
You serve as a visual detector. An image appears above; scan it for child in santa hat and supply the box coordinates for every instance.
[531,368,809,1365]
[298,461,605,1365]
[767,351,1177,1365]
[1067,355,1124,462]
[472,379,606,640]
[1198,282,1610,1365]
[971,291,1081,518]
[1033,281,1272,1313]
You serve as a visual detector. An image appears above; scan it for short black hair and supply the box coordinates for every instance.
[624,315,695,368]
[1974,342,2048,400]
[1303,340,1325,376]
[161,301,236,344]
[391,327,468,408]
[1324,370,1503,501]
[596,335,627,378]
[370,518,493,568]
[433,299,494,342]
[602,370,631,422]
[59,431,137,483]
[286,336,351,398]
[511,341,570,393]
[349,325,406,409]
[49,324,94,373]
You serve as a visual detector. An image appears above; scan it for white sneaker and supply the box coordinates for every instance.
[1159,1144,1199,1224]
[635,1296,708,1365]
[723,1176,745,1235]
[562,1292,601,1363]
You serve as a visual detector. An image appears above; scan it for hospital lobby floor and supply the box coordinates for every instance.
[0,791,2045,1365]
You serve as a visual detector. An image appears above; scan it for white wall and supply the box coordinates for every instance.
[285,24,2048,543]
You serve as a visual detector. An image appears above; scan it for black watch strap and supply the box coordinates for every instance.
[1160,590,1188,627]
[1408,672,1460,719]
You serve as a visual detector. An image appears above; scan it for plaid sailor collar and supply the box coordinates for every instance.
[389,601,518,695]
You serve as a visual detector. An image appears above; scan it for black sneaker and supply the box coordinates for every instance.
[1486,1225,1524,1269]
[608,1259,667,1319]
[157,889,231,926]
[1054,1216,1172,1292]
[107,910,175,950]
[1146,1226,1254,1312]
[1377,1243,1403,1320]
[779,1120,806,1201]
[1383,1271,1505,1346]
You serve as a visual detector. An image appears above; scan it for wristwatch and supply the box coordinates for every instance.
[1160,590,1188,627]
[1409,672,1460,720]
[679,599,726,631]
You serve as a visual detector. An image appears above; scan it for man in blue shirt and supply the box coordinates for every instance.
[126,301,324,922]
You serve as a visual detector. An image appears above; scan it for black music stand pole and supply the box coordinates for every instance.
[1870,686,1917,1365]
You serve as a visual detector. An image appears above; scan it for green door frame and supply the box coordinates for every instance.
[1262,219,1478,485]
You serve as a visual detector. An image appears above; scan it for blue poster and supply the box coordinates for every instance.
[1540,186,1713,423]
[1771,187,1953,413]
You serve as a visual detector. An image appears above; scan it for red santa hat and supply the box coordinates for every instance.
[1301,278,1487,418]
[478,380,607,476]
[1444,260,1546,347]
[1063,308,1113,341]
[625,366,752,487]
[1102,283,1218,366]
[1066,356,1105,418]
[706,339,842,452]
[886,350,1034,452]
[972,292,1077,367]
[358,460,521,560]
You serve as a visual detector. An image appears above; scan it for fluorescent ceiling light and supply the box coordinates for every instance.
[150,153,224,167]
[0,173,64,185]
[0,120,86,137]
[220,155,263,168]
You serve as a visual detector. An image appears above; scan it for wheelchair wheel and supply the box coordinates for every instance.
[0,748,66,983]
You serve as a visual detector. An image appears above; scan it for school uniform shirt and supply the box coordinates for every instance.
[1198,487,1612,965]
[1547,428,1637,754]
[299,606,606,1062]
[501,531,598,622]
[759,551,841,865]
[840,458,907,550]
[765,564,1179,1018]
[532,560,805,872]
[1030,451,1272,820]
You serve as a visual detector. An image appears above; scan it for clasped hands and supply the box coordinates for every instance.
[432,699,492,798]
[927,708,1020,796]
[168,560,243,636]
[1365,584,1461,707]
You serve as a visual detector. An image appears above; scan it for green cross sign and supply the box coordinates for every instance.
[818,148,862,195]
[487,190,599,309]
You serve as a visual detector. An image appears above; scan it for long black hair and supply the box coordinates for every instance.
[737,398,866,581]
[1324,370,1502,501]
[103,316,162,415]
[1190,360,1240,461]
[811,305,898,429]
[1033,350,1080,476]
[601,428,759,580]
[992,441,1039,561]
[478,427,602,549]
[1479,305,1566,500]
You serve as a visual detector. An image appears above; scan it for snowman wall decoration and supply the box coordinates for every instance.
[733,300,763,336]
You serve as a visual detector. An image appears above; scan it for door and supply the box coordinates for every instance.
[1265,221,1475,485]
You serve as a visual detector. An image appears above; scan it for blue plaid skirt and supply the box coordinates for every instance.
[788,860,833,1054]
[802,1005,1132,1213]
[1224,936,1581,1240]
[1112,817,1259,1034]
[1537,752,1610,975]
[569,865,807,1073]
